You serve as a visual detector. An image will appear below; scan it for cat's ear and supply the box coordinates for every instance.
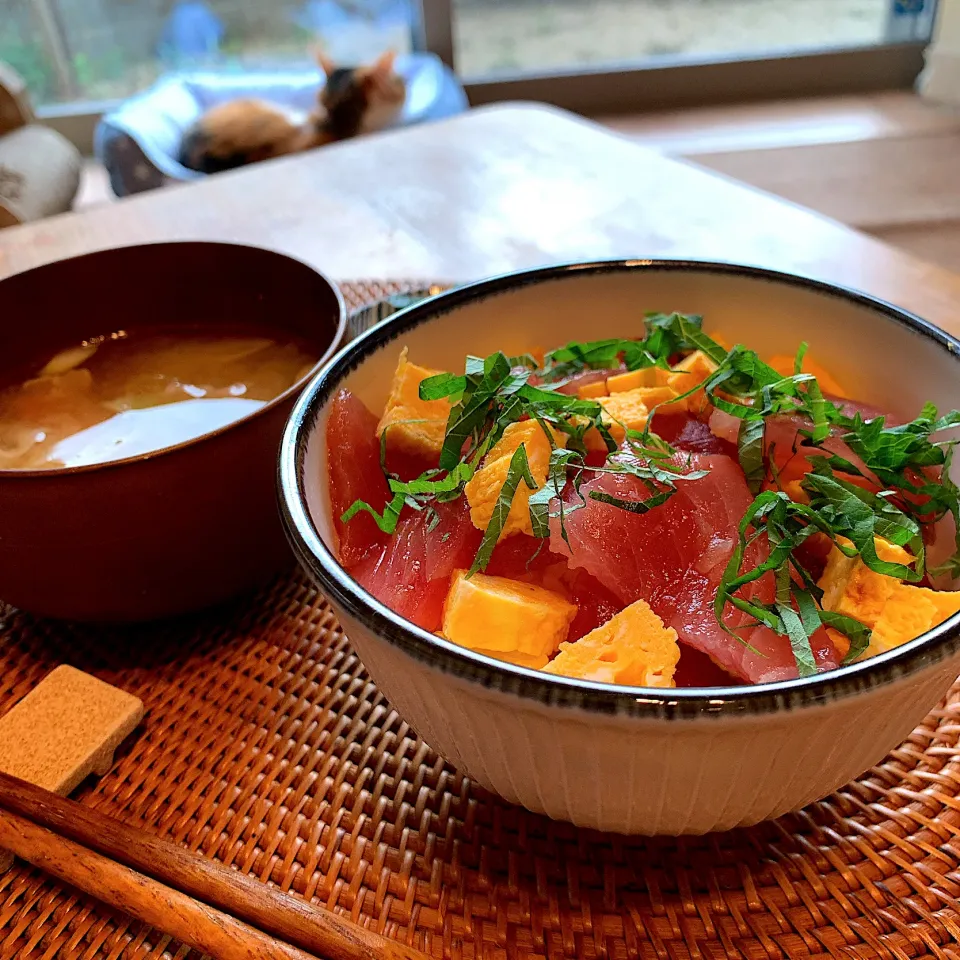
[371,49,397,78]
[314,47,337,77]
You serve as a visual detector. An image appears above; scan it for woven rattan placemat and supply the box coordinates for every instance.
[1,282,960,959]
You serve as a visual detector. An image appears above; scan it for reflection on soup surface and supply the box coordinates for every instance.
[0,330,317,469]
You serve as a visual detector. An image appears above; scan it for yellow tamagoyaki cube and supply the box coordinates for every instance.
[868,588,960,657]
[606,367,674,394]
[464,420,562,539]
[818,537,912,626]
[577,368,675,401]
[665,350,719,413]
[543,599,680,687]
[706,331,732,351]
[670,350,718,382]
[376,347,452,457]
[577,380,609,399]
[584,389,649,451]
[818,537,960,661]
[634,385,680,409]
[783,478,809,504]
[768,353,848,399]
[442,569,577,668]
[584,388,679,451]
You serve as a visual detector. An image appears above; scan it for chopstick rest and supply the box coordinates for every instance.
[0,664,143,870]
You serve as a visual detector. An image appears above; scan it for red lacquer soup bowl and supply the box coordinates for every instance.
[0,241,344,621]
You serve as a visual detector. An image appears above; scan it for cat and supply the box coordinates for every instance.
[178,49,406,175]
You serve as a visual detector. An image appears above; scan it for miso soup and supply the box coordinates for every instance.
[0,328,318,469]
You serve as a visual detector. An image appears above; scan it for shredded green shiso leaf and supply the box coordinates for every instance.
[342,311,960,676]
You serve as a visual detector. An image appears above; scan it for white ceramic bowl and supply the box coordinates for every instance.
[279,260,960,835]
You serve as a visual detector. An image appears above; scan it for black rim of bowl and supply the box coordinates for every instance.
[279,258,960,720]
[0,241,346,477]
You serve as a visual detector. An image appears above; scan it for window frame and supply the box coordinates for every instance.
[462,43,929,114]
[31,0,935,152]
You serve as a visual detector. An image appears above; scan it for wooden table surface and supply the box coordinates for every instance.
[4,102,960,335]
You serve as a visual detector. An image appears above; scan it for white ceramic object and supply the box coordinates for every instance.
[279,260,960,835]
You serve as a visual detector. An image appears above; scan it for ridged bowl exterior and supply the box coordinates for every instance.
[334,603,960,834]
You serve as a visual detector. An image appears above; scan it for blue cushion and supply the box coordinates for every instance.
[95,53,468,197]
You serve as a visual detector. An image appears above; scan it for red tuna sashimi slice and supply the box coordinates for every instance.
[709,394,901,456]
[707,408,740,446]
[484,539,624,642]
[549,452,841,682]
[674,646,742,687]
[761,413,935,512]
[352,499,479,633]
[327,389,391,567]
[385,448,440,482]
[654,412,737,458]
[707,411,881,497]
[565,568,624,642]
[351,523,448,632]
[763,414,873,477]
[707,409,859,457]
[832,395,901,425]
[424,498,483,581]
[485,534,559,580]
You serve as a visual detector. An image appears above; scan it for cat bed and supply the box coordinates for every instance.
[95,52,467,197]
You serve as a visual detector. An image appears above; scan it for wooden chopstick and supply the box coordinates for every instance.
[0,771,429,960]
[0,808,318,960]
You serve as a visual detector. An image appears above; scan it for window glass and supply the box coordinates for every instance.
[451,0,937,80]
[2,0,417,106]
